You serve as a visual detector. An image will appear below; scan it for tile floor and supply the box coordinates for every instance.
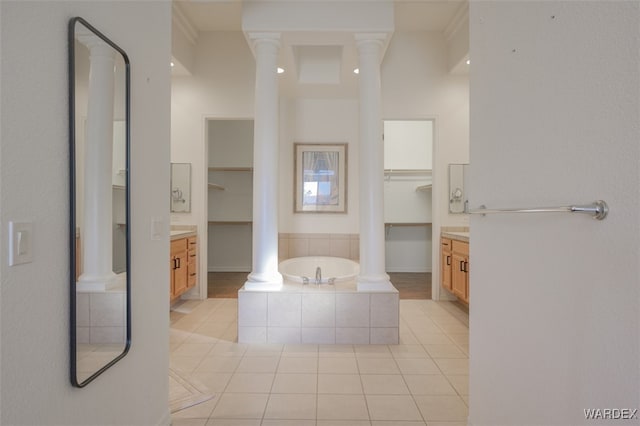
[170,298,469,426]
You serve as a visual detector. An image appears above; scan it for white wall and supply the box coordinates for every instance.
[0,1,171,424]
[469,2,639,424]
[279,98,360,234]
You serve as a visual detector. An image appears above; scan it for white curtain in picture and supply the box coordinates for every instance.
[303,151,339,206]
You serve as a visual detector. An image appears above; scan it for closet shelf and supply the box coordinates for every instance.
[385,222,432,227]
[208,167,253,172]
[416,184,432,191]
[384,169,432,175]
[208,220,252,225]
[208,183,225,190]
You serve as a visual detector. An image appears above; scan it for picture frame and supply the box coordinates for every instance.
[294,143,347,213]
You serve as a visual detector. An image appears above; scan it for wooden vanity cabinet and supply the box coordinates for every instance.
[187,236,197,289]
[171,234,198,301]
[451,240,469,304]
[440,238,453,292]
[170,238,188,300]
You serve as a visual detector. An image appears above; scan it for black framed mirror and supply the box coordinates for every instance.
[69,17,131,387]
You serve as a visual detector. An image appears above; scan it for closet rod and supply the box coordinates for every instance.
[384,169,432,175]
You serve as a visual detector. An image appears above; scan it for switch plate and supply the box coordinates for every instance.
[151,217,163,240]
[9,221,33,266]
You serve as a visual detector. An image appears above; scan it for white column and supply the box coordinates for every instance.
[77,36,117,292]
[356,34,394,292]
[245,33,283,291]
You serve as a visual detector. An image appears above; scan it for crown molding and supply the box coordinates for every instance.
[443,1,469,41]
[172,2,198,46]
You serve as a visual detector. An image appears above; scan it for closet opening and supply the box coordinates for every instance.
[383,119,434,299]
[206,119,254,298]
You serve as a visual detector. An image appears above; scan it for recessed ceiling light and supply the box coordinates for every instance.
[277,67,285,74]
[170,62,175,67]
[353,68,359,74]
[466,59,470,65]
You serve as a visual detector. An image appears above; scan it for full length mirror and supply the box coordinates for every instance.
[69,17,131,387]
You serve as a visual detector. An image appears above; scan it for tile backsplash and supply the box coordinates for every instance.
[279,233,359,261]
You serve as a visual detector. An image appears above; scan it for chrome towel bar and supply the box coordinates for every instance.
[468,200,608,220]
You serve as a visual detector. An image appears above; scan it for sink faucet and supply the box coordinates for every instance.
[315,266,321,285]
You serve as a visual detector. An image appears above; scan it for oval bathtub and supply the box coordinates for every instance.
[279,256,359,284]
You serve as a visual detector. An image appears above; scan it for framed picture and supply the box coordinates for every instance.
[294,143,347,213]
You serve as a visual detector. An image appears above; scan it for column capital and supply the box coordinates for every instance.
[354,33,388,50]
[247,32,281,50]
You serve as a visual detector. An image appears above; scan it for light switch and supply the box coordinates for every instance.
[151,217,164,240]
[9,221,33,266]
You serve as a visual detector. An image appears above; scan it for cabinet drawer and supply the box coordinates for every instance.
[187,236,197,247]
[441,238,452,250]
[452,240,469,255]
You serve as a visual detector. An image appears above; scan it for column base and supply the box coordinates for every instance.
[76,271,122,292]
[244,271,283,291]
[357,274,396,292]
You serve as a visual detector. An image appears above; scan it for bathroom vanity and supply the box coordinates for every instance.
[170,228,198,301]
[441,230,469,304]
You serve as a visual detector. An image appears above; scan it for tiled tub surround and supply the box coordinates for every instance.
[278,233,359,262]
[244,233,398,344]
[76,284,128,381]
[238,282,399,344]
[76,281,126,344]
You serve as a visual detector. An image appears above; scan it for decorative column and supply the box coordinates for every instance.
[245,33,283,291]
[77,34,117,292]
[356,34,394,292]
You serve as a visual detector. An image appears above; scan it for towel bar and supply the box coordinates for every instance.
[468,200,608,220]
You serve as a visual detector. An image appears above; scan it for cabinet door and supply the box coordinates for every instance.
[451,252,468,301]
[171,238,188,299]
[169,258,175,298]
[441,238,452,291]
[173,252,188,296]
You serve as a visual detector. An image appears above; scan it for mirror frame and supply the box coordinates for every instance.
[448,163,468,214]
[68,16,131,387]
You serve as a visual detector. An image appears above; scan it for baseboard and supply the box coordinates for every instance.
[385,267,432,273]
[208,266,251,272]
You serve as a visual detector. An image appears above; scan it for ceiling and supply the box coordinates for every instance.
[175,0,465,33]
[172,1,467,97]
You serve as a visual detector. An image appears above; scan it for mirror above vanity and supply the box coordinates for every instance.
[171,163,192,213]
[448,163,469,214]
[69,17,131,387]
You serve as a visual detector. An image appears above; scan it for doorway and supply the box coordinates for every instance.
[206,119,254,298]
[383,119,434,299]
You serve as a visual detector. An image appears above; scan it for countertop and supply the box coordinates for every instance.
[170,226,197,240]
[441,231,469,242]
